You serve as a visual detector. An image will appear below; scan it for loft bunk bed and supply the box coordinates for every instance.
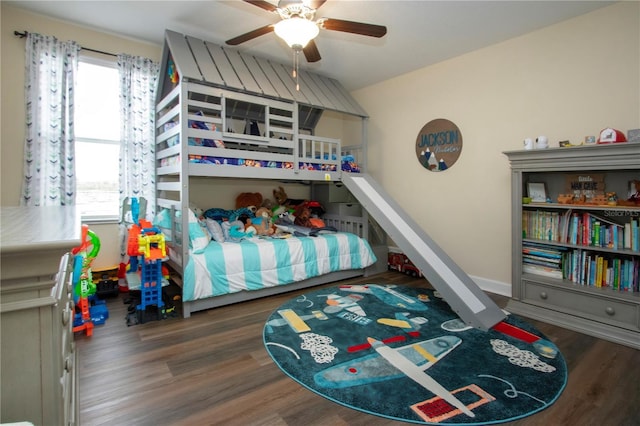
[153,31,382,317]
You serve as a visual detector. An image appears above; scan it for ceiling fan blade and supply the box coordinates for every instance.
[307,0,327,10]
[226,25,275,45]
[318,18,387,38]
[303,40,321,62]
[243,0,278,12]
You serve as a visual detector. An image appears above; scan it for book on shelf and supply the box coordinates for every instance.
[522,246,563,259]
[522,263,563,279]
[526,208,633,250]
[560,248,639,291]
[522,242,564,279]
[523,256,561,268]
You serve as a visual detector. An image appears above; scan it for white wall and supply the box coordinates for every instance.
[353,2,639,295]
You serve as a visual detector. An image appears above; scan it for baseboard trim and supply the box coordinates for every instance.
[470,275,511,298]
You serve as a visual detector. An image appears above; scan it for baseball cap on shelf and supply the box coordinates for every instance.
[597,127,627,144]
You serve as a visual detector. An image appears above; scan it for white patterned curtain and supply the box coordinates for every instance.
[117,54,159,219]
[21,33,80,206]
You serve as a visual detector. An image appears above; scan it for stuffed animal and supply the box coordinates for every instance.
[251,207,275,236]
[189,203,205,220]
[293,203,313,228]
[221,220,255,242]
[306,200,325,217]
[204,207,255,223]
[260,198,274,210]
[273,186,306,209]
[308,217,326,228]
[236,192,263,210]
[271,204,287,220]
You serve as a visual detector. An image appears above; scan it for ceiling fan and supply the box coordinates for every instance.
[225,0,387,63]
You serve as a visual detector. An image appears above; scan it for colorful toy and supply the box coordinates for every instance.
[168,57,179,84]
[119,196,148,292]
[122,204,172,324]
[72,224,108,336]
[135,226,167,312]
[388,250,423,278]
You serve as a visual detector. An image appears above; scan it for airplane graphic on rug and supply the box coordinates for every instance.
[339,284,429,312]
[314,335,475,418]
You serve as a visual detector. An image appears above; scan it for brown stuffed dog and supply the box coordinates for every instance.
[293,203,313,228]
[236,192,263,210]
[273,186,306,209]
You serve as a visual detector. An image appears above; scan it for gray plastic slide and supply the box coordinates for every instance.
[342,173,506,331]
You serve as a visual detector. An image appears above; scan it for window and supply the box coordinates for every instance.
[75,58,120,220]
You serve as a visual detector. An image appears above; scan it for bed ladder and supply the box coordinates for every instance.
[341,173,506,331]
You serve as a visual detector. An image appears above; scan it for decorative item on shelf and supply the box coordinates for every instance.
[591,194,607,205]
[606,192,618,206]
[628,129,640,143]
[535,136,548,149]
[523,138,534,150]
[566,173,605,204]
[597,127,627,144]
[557,194,574,204]
[559,139,587,148]
[619,180,640,206]
[527,182,547,203]
[584,135,597,145]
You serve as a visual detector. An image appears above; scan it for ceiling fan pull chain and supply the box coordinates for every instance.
[293,48,300,91]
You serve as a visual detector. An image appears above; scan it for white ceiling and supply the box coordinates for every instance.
[7,0,615,91]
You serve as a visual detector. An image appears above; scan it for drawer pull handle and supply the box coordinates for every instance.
[64,358,72,372]
[62,309,70,325]
[605,307,615,316]
[539,291,548,300]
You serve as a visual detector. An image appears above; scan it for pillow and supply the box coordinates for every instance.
[187,209,210,253]
[152,209,173,242]
[153,208,172,229]
[205,218,225,242]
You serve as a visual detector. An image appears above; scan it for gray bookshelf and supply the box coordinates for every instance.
[504,143,640,349]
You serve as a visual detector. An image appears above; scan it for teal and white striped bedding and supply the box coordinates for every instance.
[183,232,376,302]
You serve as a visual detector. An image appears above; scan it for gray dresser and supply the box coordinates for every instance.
[1,206,81,425]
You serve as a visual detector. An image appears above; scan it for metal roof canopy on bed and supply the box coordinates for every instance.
[157,30,369,132]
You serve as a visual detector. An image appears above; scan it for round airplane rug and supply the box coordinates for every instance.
[263,284,567,425]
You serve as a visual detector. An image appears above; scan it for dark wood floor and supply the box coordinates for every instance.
[76,271,640,426]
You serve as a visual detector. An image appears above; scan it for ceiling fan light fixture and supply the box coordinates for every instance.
[274,17,319,49]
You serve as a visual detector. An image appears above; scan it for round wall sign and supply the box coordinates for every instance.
[415,118,463,171]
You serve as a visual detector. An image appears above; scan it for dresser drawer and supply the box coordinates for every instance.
[522,281,639,331]
[61,347,77,426]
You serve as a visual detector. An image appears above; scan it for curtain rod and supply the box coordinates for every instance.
[14,30,118,58]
